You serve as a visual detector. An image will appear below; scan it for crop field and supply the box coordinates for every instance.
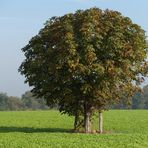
[0,110,148,148]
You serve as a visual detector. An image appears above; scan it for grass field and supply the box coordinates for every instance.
[0,110,148,148]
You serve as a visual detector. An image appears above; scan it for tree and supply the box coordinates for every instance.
[7,96,24,111]
[22,91,48,110]
[0,93,9,111]
[132,85,148,110]
[19,8,148,133]
[0,93,24,111]
[142,85,148,109]
[112,84,148,109]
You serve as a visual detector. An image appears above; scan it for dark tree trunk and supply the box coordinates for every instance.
[99,110,103,134]
[74,110,84,132]
[74,112,78,131]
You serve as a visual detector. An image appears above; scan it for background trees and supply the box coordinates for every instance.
[6,96,24,110]
[0,91,48,111]
[19,8,148,133]
[0,87,148,111]
[132,85,148,109]
[22,91,48,110]
[0,93,9,111]
[112,85,148,109]
[0,93,24,111]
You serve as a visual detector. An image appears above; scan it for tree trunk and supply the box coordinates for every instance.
[74,113,78,131]
[84,110,91,133]
[83,101,92,133]
[99,110,103,134]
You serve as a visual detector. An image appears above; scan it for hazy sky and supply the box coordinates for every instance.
[0,0,148,97]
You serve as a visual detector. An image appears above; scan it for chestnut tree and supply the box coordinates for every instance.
[19,8,148,133]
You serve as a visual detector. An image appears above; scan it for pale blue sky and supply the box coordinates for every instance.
[0,0,148,97]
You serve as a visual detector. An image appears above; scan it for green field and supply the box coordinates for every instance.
[0,110,148,148]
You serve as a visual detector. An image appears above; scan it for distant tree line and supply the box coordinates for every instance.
[113,84,148,109]
[0,84,148,111]
[0,91,49,111]
[131,85,148,109]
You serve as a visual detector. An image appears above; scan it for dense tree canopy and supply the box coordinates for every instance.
[19,8,148,133]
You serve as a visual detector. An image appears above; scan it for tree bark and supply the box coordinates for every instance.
[83,101,92,133]
[74,112,78,131]
[84,111,91,133]
[99,110,103,134]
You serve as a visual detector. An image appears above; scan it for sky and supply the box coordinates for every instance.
[0,0,148,97]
